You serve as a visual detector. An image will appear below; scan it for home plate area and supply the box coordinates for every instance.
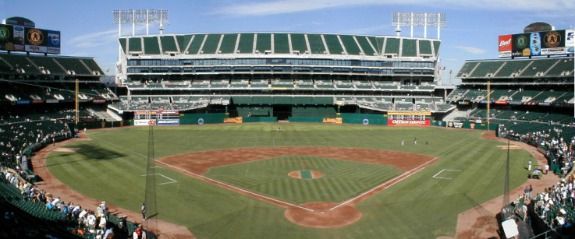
[432,169,462,180]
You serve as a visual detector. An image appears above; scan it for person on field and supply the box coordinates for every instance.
[140,202,146,221]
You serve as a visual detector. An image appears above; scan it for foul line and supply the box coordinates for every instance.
[432,169,461,180]
[328,157,438,211]
[156,161,314,212]
[140,173,178,185]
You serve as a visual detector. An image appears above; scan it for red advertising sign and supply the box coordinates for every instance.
[498,34,512,57]
[387,119,431,127]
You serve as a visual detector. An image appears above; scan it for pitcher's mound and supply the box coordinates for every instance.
[288,170,324,180]
[284,202,362,228]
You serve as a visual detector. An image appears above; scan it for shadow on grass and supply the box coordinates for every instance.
[75,144,126,160]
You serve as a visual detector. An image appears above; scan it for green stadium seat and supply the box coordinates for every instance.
[143,36,161,55]
[356,36,376,56]
[290,34,308,54]
[237,33,255,54]
[274,33,290,54]
[340,35,361,55]
[384,38,400,55]
[457,62,480,78]
[519,59,556,77]
[219,34,238,54]
[307,34,327,54]
[470,61,504,78]
[256,33,272,54]
[128,37,143,52]
[323,34,345,55]
[418,40,433,55]
[401,39,417,57]
[201,34,221,54]
[176,35,193,53]
[160,36,179,53]
[188,34,206,54]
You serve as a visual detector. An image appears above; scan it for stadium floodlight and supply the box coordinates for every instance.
[393,12,446,39]
[113,9,168,36]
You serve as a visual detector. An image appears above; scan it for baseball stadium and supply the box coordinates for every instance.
[0,7,574,239]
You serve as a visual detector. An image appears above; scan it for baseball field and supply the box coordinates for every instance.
[45,123,532,238]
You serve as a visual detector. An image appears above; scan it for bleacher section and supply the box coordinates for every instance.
[0,53,103,76]
[459,58,573,79]
[120,33,440,58]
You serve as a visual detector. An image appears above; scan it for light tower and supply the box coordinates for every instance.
[392,12,446,39]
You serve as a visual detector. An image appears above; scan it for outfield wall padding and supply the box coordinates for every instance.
[180,113,226,125]
[341,113,387,125]
[288,117,324,123]
[243,116,277,123]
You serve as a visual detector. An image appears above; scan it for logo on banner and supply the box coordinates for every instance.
[27,29,43,45]
[0,26,9,42]
[544,31,561,48]
[498,35,512,52]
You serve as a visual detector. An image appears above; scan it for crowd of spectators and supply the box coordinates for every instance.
[499,126,575,177]
[500,125,575,236]
[0,118,150,238]
[532,175,575,230]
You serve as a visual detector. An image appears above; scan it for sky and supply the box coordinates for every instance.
[0,0,573,85]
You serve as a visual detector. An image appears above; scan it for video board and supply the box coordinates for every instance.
[0,23,60,54]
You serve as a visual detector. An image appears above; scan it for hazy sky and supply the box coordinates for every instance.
[1,0,573,85]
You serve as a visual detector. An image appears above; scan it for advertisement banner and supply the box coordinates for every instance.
[540,30,565,55]
[565,30,574,53]
[0,24,60,54]
[387,119,430,127]
[134,119,156,126]
[157,119,180,126]
[512,33,531,57]
[498,34,512,57]
[509,30,567,57]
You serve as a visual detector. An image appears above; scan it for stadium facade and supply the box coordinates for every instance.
[111,32,454,123]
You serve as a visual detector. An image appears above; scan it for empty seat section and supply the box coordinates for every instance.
[307,34,326,54]
[401,39,417,57]
[274,33,290,54]
[160,36,178,53]
[219,34,237,54]
[290,34,307,53]
[56,57,91,75]
[0,54,40,74]
[188,34,206,54]
[370,37,384,54]
[323,34,344,54]
[384,38,400,55]
[128,37,142,52]
[418,40,433,55]
[495,60,531,77]
[433,41,441,55]
[82,59,104,74]
[28,56,65,74]
[546,58,573,77]
[356,36,376,56]
[470,61,503,77]
[201,34,221,54]
[119,38,127,54]
[340,35,361,55]
[519,59,556,77]
[237,34,255,53]
[143,36,160,54]
[256,33,272,53]
[176,35,193,53]
[457,62,479,77]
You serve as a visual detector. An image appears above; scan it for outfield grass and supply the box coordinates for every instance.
[46,124,532,238]
[205,155,400,203]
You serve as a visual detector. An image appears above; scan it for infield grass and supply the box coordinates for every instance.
[205,155,400,203]
[46,124,532,238]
